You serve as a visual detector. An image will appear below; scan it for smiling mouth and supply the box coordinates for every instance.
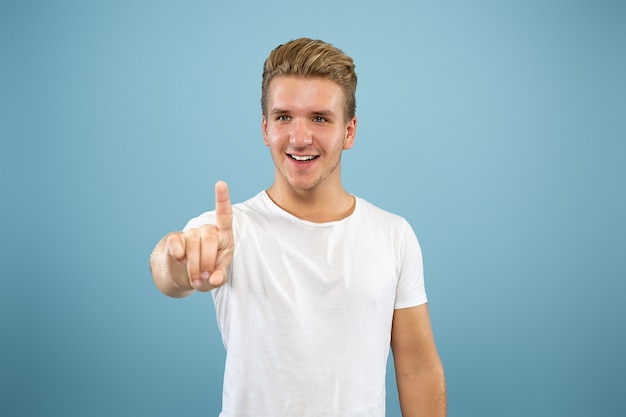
[288,154,319,162]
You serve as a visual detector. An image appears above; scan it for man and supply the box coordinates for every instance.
[150,38,446,416]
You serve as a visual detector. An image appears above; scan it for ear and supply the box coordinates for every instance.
[343,116,357,150]
[262,115,269,146]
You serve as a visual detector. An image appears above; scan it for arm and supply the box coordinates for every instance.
[391,304,447,417]
[149,181,234,298]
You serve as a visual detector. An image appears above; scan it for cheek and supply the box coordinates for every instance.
[265,125,287,143]
[264,130,284,150]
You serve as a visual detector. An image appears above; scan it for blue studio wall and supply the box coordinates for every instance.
[2,1,625,416]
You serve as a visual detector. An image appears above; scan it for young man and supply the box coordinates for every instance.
[150,38,446,417]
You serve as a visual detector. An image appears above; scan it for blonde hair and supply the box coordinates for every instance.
[261,38,357,122]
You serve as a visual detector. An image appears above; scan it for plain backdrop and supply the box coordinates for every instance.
[2,1,625,416]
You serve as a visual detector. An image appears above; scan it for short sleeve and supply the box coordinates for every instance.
[183,211,217,231]
[394,220,428,309]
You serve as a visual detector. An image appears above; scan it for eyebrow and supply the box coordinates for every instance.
[270,108,337,118]
[311,110,336,118]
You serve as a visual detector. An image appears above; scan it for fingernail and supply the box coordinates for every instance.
[201,271,210,280]
[192,279,202,288]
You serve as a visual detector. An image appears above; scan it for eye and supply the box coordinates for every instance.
[313,116,327,123]
[277,115,291,121]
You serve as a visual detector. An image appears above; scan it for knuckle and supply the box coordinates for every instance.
[184,228,201,241]
[166,234,184,258]
[200,225,219,243]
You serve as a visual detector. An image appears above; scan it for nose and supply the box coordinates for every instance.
[289,119,313,146]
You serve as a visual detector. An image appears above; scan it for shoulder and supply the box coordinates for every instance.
[354,197,412,230]
[352,197,421,256]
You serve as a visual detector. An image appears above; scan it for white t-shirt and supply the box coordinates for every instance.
[184,191,427,417]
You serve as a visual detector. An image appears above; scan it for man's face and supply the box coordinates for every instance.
[262,76,356,193]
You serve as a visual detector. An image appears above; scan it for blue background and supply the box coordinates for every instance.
[2,1,625,416]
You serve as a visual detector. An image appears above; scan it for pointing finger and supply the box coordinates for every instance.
[215,181,233,233]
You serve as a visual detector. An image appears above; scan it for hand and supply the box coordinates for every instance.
[164,181,234,291]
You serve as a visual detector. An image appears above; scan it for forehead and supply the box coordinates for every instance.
[267,76,345,112]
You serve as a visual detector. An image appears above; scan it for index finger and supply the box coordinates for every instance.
[215,180,233,232]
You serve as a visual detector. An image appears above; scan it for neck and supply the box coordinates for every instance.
[266,183,355,223]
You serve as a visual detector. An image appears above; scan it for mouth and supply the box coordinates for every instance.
[288,154,319,162]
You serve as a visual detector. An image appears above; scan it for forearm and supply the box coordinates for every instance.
[396,360,446,417]
[149,235,194,298]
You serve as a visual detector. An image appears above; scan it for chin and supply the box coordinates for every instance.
[286,178,321,192]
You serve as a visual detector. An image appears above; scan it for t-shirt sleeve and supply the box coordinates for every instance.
[183,211,217,231]
[394,219,428,309]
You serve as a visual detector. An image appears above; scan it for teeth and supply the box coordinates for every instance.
[290,154,316,161]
